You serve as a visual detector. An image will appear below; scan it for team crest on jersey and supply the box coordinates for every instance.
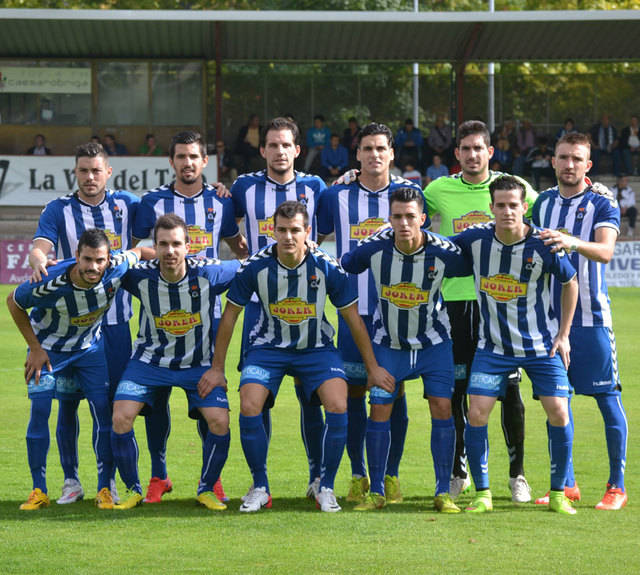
[113,205,123,220]
[308,275,321,289]
[576,207,586,219]
[452,211,491,233]
[426,265,438,280]
[186,225,212,254]
[258,216,276,239]
[524,257,537,271]
[269,297,316,325]
[106,285,116,298]
[189,283,200,298]
[380,282,429,309]
[104,230,122,251]
[206,207,216,222]
[480,274,527,302]
[350,217,386,239]
[154,309,202,335]
[297,193,308,206]
[70,306,108,327]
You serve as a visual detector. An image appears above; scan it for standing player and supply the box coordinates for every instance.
[341,188,468,512]
[28,143,139,504]
[454,175,578,515]
[230,117,327,496]
[132,131,246,504]
[111,215,240,510]
[533,132,629,510]
[423,120,538,502]
[209,201,393,512]
[317,122,427,504]
[7,230,143,510]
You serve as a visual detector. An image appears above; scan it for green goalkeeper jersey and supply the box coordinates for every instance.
[423,171,538,302]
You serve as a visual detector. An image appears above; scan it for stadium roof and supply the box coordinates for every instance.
[0,8,639,63]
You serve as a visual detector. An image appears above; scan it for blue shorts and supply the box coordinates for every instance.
[468,349,571,399]
[568,326,621,396]
[337,314,374,386]
[115,359,229,419]
[369,341,455,405]
[27,344,108,402]
[240,347,346,408]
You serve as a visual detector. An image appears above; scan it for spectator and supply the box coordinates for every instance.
[589,113,620,175]
[555,118,578,145]
[304,114,331,172]
[90,135,101,145]
[396,118,424,170]
[620,115,640,176]
[235,113,261,173]
[513,120,536,175]
[526,136,556,190]
[491,137,512,172]
[425,154,449,185]
[401,162,422,186]
[103,134,128,156]
[320,133,348,181]
[27,134,51,156]
[213,140,238,186]
[138,133,164,156]
[613,174,637,238]
[342,117,361,169]
[389,158,402,178]
[427,115,452,168]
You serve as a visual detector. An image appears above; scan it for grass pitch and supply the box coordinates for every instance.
[0,286,638,574]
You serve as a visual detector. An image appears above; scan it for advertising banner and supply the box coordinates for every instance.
[0,67,91,94]
[0,240,35,284]
[605,240,640,287]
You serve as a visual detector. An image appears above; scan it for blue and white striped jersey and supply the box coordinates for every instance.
[341,229,468,350]
[227,245,356,350]
[316,175,429,315]
[33,189,139,325]
[121,257,240,370]
[13,251,138,353]
[532,186,620,328]
[454,222,576,357]
[231,170,326,255]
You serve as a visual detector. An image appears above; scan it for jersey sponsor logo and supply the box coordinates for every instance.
[117,380,147,397]
[479,274,527,302]
[186,225,212,254]
[70,306,108,327]
[470,372,502,391]
[349,217,386,239]
[104,229,122,251]
[241,365,270,383]
[258,216,275,239]
[269,297,316,325]
[154,309,202,335]
[380,282,429,309]
[452,210,491,233]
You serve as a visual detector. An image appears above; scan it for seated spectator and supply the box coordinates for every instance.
[513,120,535,175]
[590,113,621,175]
[402,162,422,186]
[396,118,424,170]
[27,134,51,156]
[320,133,348,181]
[389,158,402,178]
[235,113,261,173]
[138,133,164,156]
[426,115,452,168]
[526,137,555,190]
[620,115,640,176]
[213,140,238,186]
[425,154,449,185]
[613,174,637,238]
[304,114,331,172]
[490,137,512,172]
[103,134,128,156]
[90,135,101,145]
[555,117,578,145]
[342,116,361,169]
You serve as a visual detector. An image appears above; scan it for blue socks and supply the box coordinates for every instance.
[111,429,141,494]
[295,385,324,482]
[145,387,171,480]
[548,422,572,491]
[465,423,489,491]
[347,396,367,477]
[365,418,391,495]
[431,417,456,496]
[56,398,80,482]
[87,396,114,491]
[387,394,408,478]
[319,411,347,491]
[596,392,628,490]
[240,413,269,492]
[198,431,230,495]
[26,397,52,493]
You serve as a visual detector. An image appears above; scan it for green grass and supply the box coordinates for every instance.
[0,286,638,574]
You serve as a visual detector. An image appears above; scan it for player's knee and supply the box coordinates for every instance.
[369,403,392,422]
[201,408,229,435]
[428,396,452,420]
[112,403,137,434]
[467,402,490,426]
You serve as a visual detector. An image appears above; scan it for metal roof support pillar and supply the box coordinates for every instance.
[215,21,223,140]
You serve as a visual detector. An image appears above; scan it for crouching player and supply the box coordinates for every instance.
[454,175,579,514]
[7,229,143,510]
[111,214,240,510]
[341,187,469,512]
[209,201,394,513]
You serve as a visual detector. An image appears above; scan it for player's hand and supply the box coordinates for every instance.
[539,228,573,254]
[590,181,615,201]
[30,258,57,284]
[305,238,318,250]
[550,334,571,370]
[335,169,360,186]
[213,182,231,198]
[197,366,227,398]
[24,347,52,385]
[366,365,395,393]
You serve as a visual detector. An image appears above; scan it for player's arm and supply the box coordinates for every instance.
[539,226,616,263]
[29,238,57,283]
[339,302,395,393]
[199,301,243,398]
[213,182,231,198]
[6,290,51,384]
[224,234,249,258]
[129,246,156,261]
[549,275,578,370]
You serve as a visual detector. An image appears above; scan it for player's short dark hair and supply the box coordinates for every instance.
[489,175,526,203]
[262,117,300,146]
[390,187,424,209]
[75,142,109,164]
[556,131,591,151]
[314,114,325,123]
[273,200,309,228]
[77,228,110,253]
[170,131,206,159]
[358,122,394,147]
[457,120,491,147]
[153,214,189,243]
